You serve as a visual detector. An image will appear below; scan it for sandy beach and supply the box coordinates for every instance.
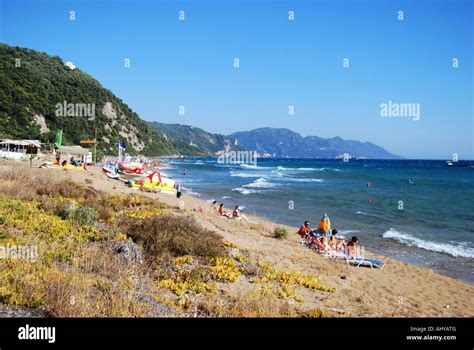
[1,157,472,317]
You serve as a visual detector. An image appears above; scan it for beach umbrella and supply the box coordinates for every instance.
[317,213,331,234]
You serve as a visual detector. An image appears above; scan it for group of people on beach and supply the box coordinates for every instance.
[297,220,359,255]
[55,153,87,169]
[208,200,358,254]
[210,200,249,222]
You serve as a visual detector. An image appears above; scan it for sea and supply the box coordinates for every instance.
[159,158,474,284]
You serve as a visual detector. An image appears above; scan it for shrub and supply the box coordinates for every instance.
[39,197,68,216]
[62,204,98,226]
[196,293,295,317]
[0,169,99,202]
[122,215,227,261]
[273,227,288,239]
[95,205,114,222]
[303,308,330,318]
[73,206,99,226]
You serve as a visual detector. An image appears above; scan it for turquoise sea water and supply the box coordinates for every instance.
[160,158,474,283]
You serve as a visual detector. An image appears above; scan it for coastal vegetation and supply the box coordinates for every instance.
[0,169,336,317]
[273,227,288,239]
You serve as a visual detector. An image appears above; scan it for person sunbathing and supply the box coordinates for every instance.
[232,205,249,222]
[210,200,218,214]
[319,233,331,249]
[346,236,359,255]
[218,203,232,218]
[328,229,346,250]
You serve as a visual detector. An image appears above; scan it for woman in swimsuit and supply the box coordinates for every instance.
[210,200,218,214]
[232,205,249,222]
[328,229,346,250]
[218,203,232,218]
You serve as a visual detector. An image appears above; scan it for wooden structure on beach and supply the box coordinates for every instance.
[0,139,42,160]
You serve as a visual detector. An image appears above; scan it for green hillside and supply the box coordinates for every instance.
[148,122,243,156]
[0,44,174,156]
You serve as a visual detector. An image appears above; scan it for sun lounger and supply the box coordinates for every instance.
[339,248,385,269]
[308,238,384,269]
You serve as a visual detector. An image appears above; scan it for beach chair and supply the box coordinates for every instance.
[299,232,313,246]
[339,248,385,269]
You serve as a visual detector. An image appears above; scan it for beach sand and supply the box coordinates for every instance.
[2,158,473,317]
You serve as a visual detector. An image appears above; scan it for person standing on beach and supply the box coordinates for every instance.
[82,154,87,170]
[175,180,182,198]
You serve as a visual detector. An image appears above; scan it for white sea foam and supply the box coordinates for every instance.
[214,164,238,168]
[383,228,474,259]
[275,166,299,171]
[283,178,323,183]
[313,167,343,172]
[243,178,276,189]
[182,188,201,196]
[270,171,286,178]
[240,164,260,169]
[275,166,316,171]
[239,164,274,170]
[230,171,269,178]
[231,187,260,195]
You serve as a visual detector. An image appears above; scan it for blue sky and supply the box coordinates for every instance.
[1,0,472,159]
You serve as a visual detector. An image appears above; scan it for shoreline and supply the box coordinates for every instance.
[179,189,474,285]
[162,158,474,285]
[1,158,473,316]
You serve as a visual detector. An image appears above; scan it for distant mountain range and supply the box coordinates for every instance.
[1,43,400,159]
[230,128,402,159]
